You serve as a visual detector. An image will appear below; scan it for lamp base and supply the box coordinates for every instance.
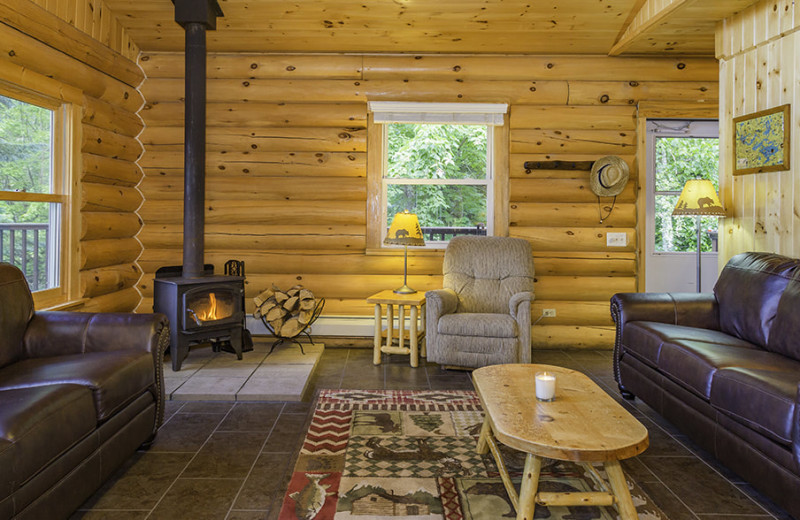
[393,284,417,294]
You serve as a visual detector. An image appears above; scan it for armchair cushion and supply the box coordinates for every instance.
[0,351,155,421]
[438,313,518,338]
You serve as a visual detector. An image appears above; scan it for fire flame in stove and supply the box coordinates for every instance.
[187,293,226,325]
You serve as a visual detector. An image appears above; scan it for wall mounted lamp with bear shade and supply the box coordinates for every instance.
[673,179,726,292]
[384,211,425,294]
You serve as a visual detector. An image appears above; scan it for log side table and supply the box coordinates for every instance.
[366,290,426,367]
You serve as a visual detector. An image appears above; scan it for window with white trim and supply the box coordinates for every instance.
[370,102,506,248]
[0,87,75,306]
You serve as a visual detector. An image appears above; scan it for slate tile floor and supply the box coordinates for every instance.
[73,347,794,520]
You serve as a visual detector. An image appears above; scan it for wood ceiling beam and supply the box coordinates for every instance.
[608,0,689,56]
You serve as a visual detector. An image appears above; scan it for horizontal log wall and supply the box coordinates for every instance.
[138,53,718,348]
[1,0,144,311]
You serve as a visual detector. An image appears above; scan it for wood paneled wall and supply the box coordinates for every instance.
[1,0,144,311]
[137,53,716,348]
[717,0,799,262]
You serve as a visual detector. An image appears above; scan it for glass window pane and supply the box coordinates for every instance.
[0,95,53,194]
[654,194,719,253]
[0,201,59,291]
[387,123,487,180]
[387,184,487,241]
[654,137,719,192]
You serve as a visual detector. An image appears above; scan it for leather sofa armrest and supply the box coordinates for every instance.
[24,312,171,431]
[795,383,800,474]
[610,292,719,385]
[509,291,533,364]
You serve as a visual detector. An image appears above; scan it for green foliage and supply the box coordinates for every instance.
[386,124,488,230]
[654,137,720,253]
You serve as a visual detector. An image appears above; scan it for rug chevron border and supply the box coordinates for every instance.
[279,389,669,520]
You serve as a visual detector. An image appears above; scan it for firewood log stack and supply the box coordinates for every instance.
[253,285,318,338]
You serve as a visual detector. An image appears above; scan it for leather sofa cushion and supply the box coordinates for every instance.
[0,351,154,422]
[711,366,800,446]
[0,264,34,369]
[623,321,756,369]
[0,385,96,494]
[767,278,800,361]
[438,313,518,338]
[713,252,800,348]
[658,340,790,399]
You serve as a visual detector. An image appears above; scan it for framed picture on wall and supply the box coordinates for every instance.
[733,104,791,175]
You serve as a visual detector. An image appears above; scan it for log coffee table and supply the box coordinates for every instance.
[472,364,649,520]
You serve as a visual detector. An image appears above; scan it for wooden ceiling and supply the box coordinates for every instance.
[103,0,759,56]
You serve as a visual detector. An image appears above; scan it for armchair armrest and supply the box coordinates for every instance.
[509,291,533,364]
[425,289,458,364]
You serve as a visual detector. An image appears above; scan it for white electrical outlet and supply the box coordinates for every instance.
[542,309,556,318]
[606,232,627,247]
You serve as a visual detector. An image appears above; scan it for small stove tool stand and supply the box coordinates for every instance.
[211,260,254,354]
[260,298,325,356]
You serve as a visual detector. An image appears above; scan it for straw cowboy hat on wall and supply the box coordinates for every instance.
[590,156,630,197]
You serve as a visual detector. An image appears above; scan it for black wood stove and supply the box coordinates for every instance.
[153,0,247,371]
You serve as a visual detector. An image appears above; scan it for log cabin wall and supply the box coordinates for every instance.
[136,53,717,349]
[717,0,800,263]
[0,0,144,311]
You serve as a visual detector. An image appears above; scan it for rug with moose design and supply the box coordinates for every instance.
[278,389,668,520]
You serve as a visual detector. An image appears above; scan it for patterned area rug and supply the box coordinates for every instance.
[279,389,668,520]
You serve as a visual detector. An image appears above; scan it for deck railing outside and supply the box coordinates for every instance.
[0,223,49,291]
[420,225,487,242]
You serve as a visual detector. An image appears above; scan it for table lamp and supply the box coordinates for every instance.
[384,210,425,294]
[672,179,726,292]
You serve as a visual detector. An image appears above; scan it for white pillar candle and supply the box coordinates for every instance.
[535,372,556,401]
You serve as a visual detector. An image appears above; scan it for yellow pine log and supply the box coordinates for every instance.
[82,153,142,186]
[511,227,637,252]
[139,52,363,79]
[567,81,718,105]
[138,273,443,299]
[534,275,636,301]
[80,238,141,270]
[509,167,593,180]
[140,102,367,128]
[512,153,636,169]
[531,301,614,325]
[510,202,636,228]
[510,105,637,130]
[82,211,142,240]
[361,55,718,81]
[532,252,636,277]
[137,248,444,275]
[510,178,636,203]
[81,287,140,313]
[638,100,718,119]
[141,78,569,105]
[510,128,635,155]
[140,297,374,316]
[139,175,366,201]
[532,325,615,349]
[0,0,143,87]
[137,225,366,251]
[82,183,142,213]
[140,126,366,153]
[82,125,143,162]
[139,151,365,177]
[83,96,143,137]
[138,200,366,225]
[0,23,143,112]
[135,298,155,314]
[80,263,142,298]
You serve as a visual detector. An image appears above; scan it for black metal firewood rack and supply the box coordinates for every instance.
[260,298,325,355]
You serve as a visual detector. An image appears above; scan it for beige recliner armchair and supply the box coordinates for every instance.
[425,236,534,368]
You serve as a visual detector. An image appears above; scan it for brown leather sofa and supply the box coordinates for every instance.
[611,252,800,519]
[0,263,169,520]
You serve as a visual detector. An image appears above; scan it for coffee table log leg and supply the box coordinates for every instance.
[517,453,542,520]
[605,460,638,520]
[476,416,491,455]
[373,304,382,365]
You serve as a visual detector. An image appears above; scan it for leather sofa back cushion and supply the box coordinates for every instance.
[714,252,800,348]
[0,264,34,369]
[443,236,534,314]
[767,278,800,360]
